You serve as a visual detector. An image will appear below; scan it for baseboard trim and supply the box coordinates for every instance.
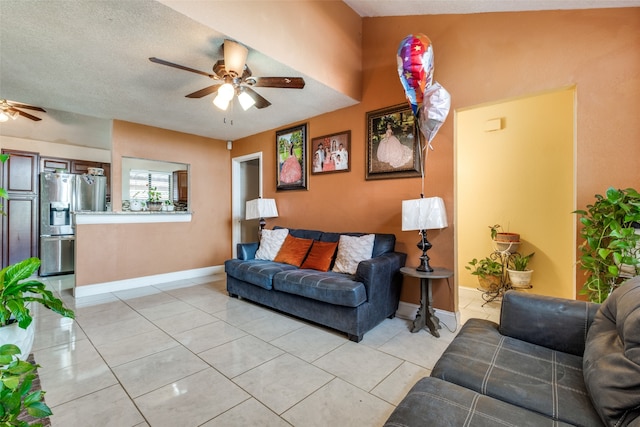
[73,265,225,298]
[396,300,460,330]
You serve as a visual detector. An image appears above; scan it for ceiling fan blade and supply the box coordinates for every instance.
[223,40,248,76]
[244,87,271,109]
[185,84,221,99]
[15,109,42,121]
[252,77,305,89]
[149,57,216,79]
[8,102,46,112]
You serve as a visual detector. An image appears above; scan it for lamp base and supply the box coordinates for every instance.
[415,230,434,272]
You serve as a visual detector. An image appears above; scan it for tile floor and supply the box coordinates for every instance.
[32,274,501,427]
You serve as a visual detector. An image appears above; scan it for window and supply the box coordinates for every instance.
[129,170,171,201]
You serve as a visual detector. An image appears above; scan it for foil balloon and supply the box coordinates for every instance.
[418,82,451,144]
[397,34,434,116]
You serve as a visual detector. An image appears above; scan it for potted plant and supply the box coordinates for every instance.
[507,252,535,288]
[147,186,162,211]
[489,224,520,253]
[574,187,640,303]
[0,258,75,359]
[162,200,174,212]
[466,257,503,291]
[1,343,53,426]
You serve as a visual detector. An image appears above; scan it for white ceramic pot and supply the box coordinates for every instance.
[0,320,35,360]
[507,269,533,289]
[130,200,143,211]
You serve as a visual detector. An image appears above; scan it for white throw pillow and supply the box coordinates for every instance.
[332,234,375,275]
[255,228,289,261]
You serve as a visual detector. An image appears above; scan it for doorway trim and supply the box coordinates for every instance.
[231,151,263,258]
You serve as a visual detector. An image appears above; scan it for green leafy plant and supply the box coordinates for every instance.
[574,187,640,302]
[0,258,75,329]
[0,343,52,426]
[147,186,162,203]
[466,257,502,279]
[508,252,535,271]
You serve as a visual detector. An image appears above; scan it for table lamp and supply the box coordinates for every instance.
[245,198,278,237]
[402,196,448,272]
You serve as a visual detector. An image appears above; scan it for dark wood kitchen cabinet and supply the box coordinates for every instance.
[173,170,188,203]
[1,149,39,268]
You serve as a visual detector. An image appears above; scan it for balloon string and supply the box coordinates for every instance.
[415,119,430,196]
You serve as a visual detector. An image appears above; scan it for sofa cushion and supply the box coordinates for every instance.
[300,240,338,272]
[384,377,575,427]
[274,226,323,241]
[273,235,313,267]
[332,234,375,275]
[583,277,640,427]
[431,318,602,427]
[255,228,289,261]
[224,259,297,290]
[272,270,366,307]
[319,232,395,257]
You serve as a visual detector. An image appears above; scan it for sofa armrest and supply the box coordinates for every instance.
[356,252,406,302]
[237,242,259,260]
[499,290,600,356]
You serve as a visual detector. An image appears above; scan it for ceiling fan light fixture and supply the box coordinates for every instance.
[224,40,249,76]
[217,83,235,101]
[213,94,230,111]
[238,91,256,111]
[0,112,8,123]
[8,110,19,120]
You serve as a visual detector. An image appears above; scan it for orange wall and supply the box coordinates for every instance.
[75,121,230,286]
[232,8,640,310]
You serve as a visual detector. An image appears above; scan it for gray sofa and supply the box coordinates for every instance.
[224,227,406,342]
[385,276,640,427]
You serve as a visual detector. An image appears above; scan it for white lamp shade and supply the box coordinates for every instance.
[402,197,448,231]
[213,94,230,110]
[238,90,256,110]
[246,198,279,220]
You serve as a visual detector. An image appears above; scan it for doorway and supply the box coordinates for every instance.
[231,152,263,258]
[455,87,576,302]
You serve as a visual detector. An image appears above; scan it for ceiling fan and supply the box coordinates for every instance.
[0,99,46,122]
[149,39,305,111]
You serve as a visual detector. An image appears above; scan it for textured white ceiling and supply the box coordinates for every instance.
[1,0,637,149]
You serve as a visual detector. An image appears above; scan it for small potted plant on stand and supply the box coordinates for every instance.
[490,224,520,253]
[466,257,503,292]
[507,252,535,289]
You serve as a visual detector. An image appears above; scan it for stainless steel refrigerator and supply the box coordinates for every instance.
[39,172,106,276]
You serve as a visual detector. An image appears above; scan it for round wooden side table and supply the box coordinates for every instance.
[400,266,454,338]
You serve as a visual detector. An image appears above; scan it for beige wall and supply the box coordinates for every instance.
[232,8,640,310]
[75,121,230,286]
[456,87,575,299]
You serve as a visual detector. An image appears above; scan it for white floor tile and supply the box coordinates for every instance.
[34,276,493,426]
[282,378,395,427]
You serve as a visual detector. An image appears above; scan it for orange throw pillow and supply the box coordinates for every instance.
[300,240,339,272]
[274,235,314,267]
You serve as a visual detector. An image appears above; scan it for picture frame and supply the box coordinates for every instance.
[276,123,308,191]
[310,130,351,174]
[365,104,421,180]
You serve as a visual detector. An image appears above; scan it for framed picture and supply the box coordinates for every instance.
[310,130,351,174]
[365,104,421,180]
[276,123,308,191]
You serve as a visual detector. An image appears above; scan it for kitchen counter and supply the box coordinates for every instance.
[74,211,193,224]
